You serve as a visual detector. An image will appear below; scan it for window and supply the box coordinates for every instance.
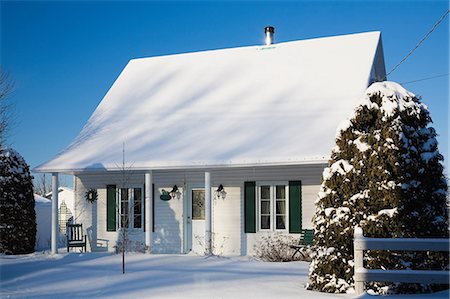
[258,184,288,231]
[118,187,143,229]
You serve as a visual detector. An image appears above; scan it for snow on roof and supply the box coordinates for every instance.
[34,194,51,204]
[35,31,385,173]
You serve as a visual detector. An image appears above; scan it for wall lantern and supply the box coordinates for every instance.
[170,185,180,199]
[215,184,227,200]
[160,185,180,201]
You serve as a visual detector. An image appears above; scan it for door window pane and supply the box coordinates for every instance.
[192,190,205,220]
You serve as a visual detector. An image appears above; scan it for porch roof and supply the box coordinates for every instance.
[34,31,385,174]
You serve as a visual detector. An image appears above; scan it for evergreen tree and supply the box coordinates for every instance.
[0,148,36,254]
[308,82,449,294]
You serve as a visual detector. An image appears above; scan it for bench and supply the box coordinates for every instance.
[66,223,87,253]
[290,229,314,259]
[353,226,450,295]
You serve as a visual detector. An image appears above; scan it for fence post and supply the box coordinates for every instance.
[354,226,364,295]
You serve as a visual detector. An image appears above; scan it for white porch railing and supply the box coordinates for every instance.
[353,226,450,295]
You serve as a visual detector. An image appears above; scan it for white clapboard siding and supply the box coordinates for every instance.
[153,186,184,253]
[212,187,241,256]
[302,185,321,229]
[74,163,325,254]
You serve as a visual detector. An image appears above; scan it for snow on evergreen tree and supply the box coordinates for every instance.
[0,147,36,254]
[308,81,449,294]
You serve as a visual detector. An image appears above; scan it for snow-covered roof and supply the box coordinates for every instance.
[34,194,51,204]
[35,31,385,173]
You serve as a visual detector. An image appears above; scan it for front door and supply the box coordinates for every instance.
[188,188,205,254]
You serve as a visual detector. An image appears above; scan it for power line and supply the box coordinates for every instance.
[401,73,449,85]
[385,10,449,80]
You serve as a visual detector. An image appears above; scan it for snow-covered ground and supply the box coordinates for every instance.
[0,252,448,299]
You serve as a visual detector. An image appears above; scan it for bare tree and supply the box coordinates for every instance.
[0,69,14,146]
[114,143,136,274]
[33,173,52,196]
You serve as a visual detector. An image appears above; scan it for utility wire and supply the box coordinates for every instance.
[401,73,449,85]
[385,10,449,80]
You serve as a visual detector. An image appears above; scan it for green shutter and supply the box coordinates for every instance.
[106,185,117,231]
[289,181,302,233]
[244,181,256,233]
[143,184,146,232]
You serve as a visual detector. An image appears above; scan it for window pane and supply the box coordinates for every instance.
[134,188,142,201]
[276,200,285,214]
[261,186,270,200]
[276,185,285,199]
[261,200,270,214]
[120,188,129,227]
[192,190,205,220]
[133,188,142,215]
[121,189,129,201]
[134,215,142,228]
[121,201,128,215]
[276,216,286,229]
[261,215,270,229]
[121,215,127,228]
[133,188,142,228]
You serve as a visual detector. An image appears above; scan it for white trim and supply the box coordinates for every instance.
[205,171,212,255]
[256,182,289,232]
[117,186,144,230]
[33,159,329,174]
[144,172,152,253]
[51,173,59,254]
[185,183,205,253]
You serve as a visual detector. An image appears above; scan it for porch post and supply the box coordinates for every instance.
[51,173,59,254]
[145,171,153,253]
[205,171,212,255]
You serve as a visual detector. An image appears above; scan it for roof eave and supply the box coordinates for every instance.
[32,158,330,174]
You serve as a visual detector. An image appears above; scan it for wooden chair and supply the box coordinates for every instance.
[86,227,109,252]
[66,223,87,252]
[290,229,314,259]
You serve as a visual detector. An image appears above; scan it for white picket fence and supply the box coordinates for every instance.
[353,226,450,295]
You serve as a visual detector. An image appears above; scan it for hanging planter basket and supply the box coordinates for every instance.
[85,188,98,204]
[160,190,171,201]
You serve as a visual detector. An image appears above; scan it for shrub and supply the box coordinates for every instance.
[0,148,36,254]
[309,82,449,294]
[253,233,312,262]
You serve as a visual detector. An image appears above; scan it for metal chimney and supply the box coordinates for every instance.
[264,26,275,45]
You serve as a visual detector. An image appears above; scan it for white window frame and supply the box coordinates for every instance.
[117,186,144,230]
[257,182,289,232]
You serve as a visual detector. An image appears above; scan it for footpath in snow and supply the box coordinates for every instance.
[0,252,448,299]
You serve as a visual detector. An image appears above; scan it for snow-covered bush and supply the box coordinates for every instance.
[308,82,449,294]
[253,233,312,262]
[0,148,36,254]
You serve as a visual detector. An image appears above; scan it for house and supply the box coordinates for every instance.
[34,194,52,251]
[34,30,386,255]
[45,187,75,232]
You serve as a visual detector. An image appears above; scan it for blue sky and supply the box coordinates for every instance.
[1,1,449,181]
